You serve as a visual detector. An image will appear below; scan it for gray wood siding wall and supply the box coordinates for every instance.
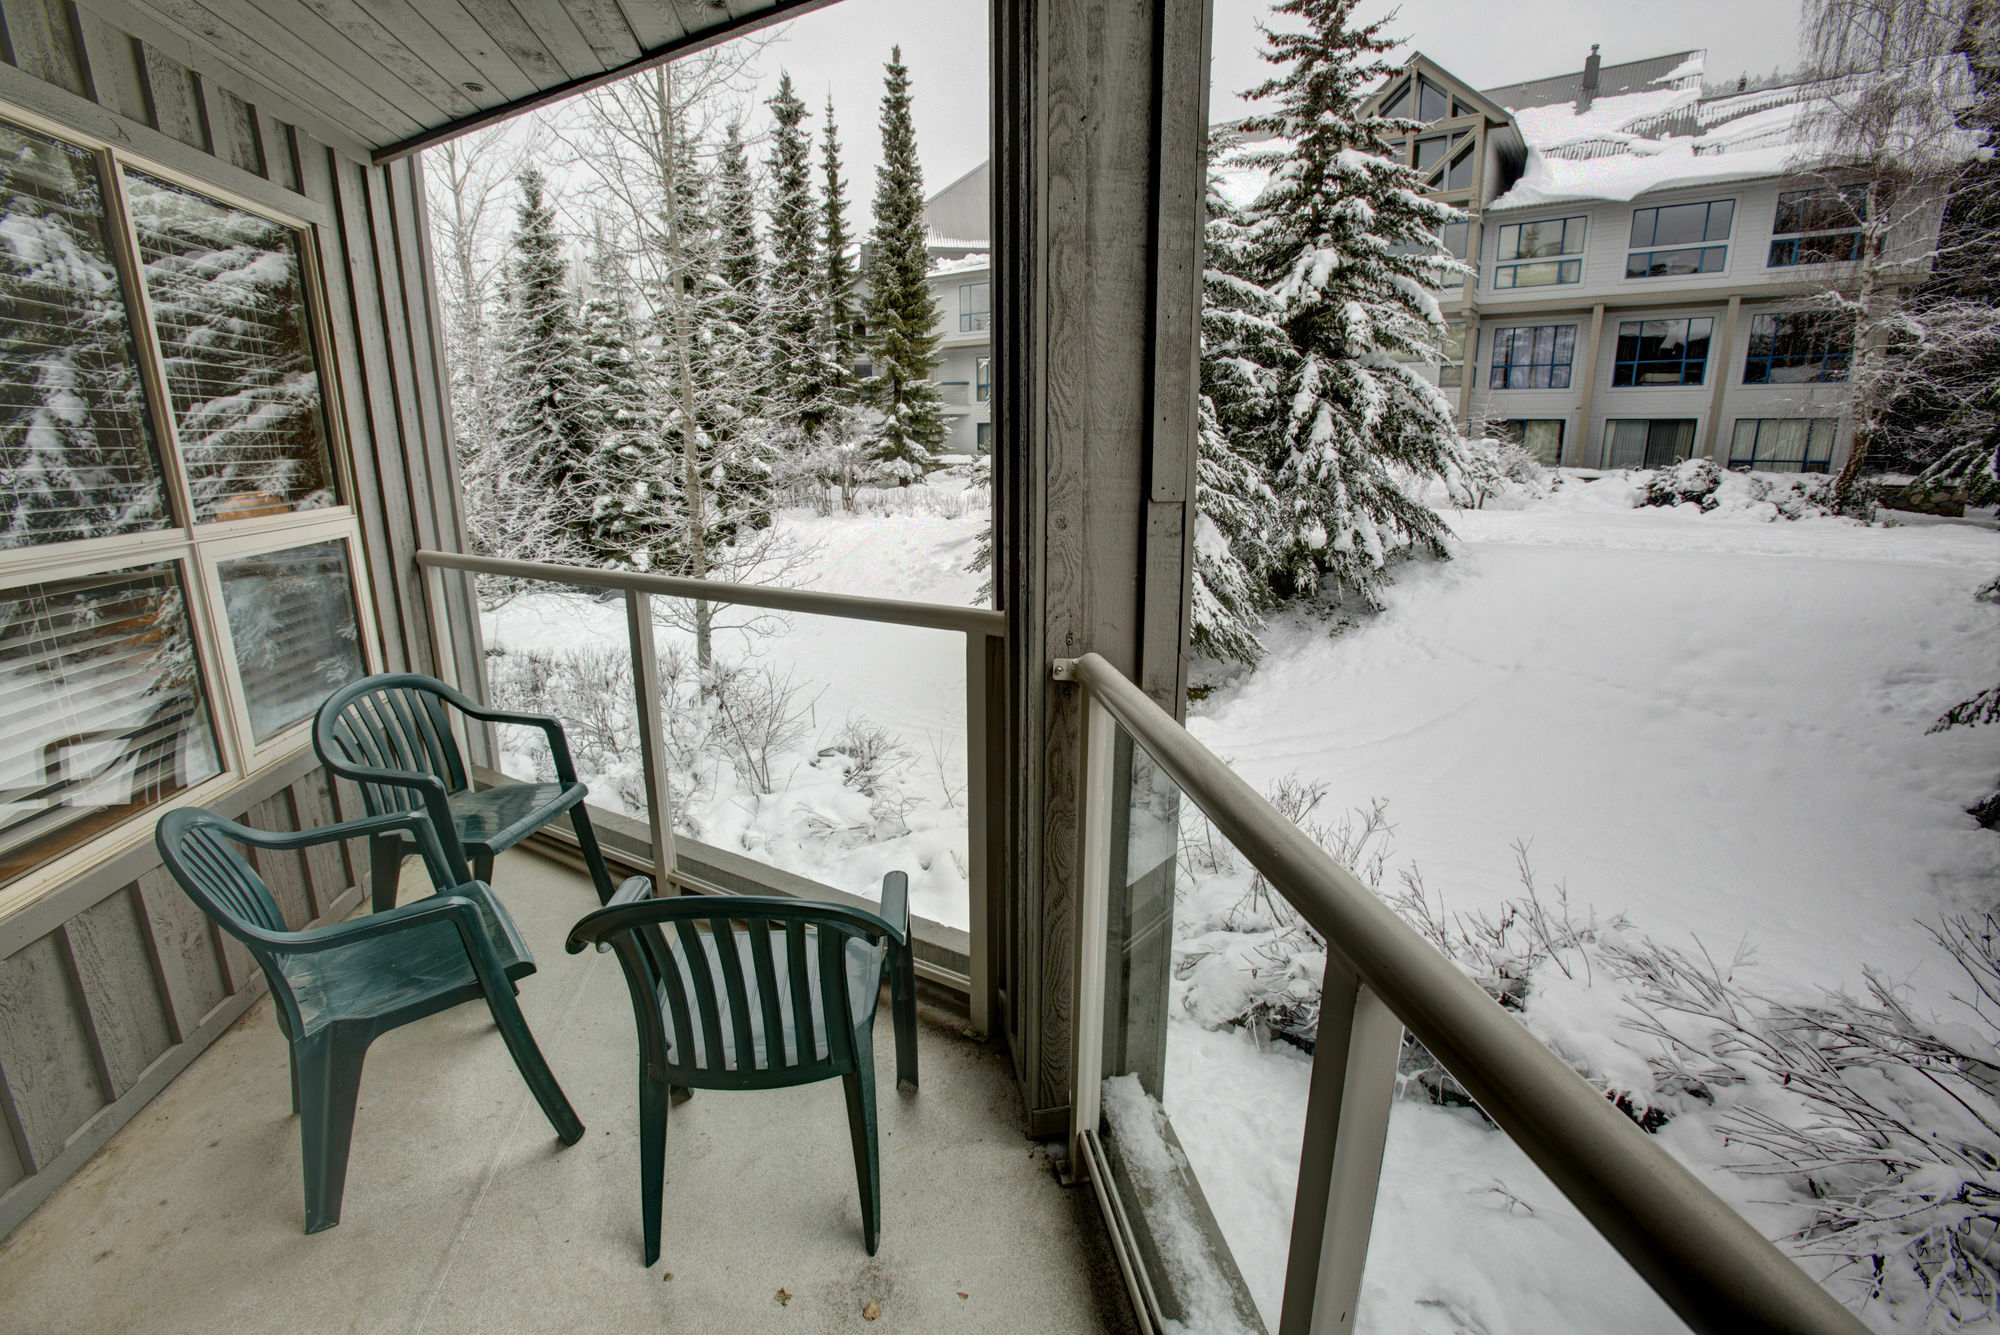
[0,0,478,1236]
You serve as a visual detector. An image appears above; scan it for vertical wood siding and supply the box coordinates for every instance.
[0,0,482,1236]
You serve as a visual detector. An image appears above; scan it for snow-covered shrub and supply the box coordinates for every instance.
[1643,456,1724,509]
[1447,434,1554,510]
[796,716,925,847]
[1635,915,2000,1328]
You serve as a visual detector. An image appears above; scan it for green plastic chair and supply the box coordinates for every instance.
[155,805,585,1233]
[312,672,623,912]
[565,874,919,1265]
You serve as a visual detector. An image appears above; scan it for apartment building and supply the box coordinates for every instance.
[924,162,994,456]
[1364,47,1896,472]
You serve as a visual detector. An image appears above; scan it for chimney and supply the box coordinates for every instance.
[1577,44,1602,113]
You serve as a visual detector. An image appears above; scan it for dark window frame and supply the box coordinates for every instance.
[1611,316,1715,387]
[1768,185,1867,268]
[1742,311,1853,384]
[1728,417,1840,472]
[1489,324,1578,389]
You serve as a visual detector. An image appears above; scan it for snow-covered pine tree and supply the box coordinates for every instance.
[863,45,948,483]
[1240,0,1471,607]
[579,230,670,566]
[1192,144,1281,664]
[821,97,860,399]
[765,74,846,445]
[492,169,592,542]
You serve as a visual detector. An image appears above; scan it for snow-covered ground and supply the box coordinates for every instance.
[1171,474,1999,1330]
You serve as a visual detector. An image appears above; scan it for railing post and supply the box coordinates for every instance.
[965,630,996,1038]
[1068,688,1117,1170]
[1279,969,1403,1335]
[625,590,677,891]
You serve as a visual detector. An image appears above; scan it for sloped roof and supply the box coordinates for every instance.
[1483,50,1705,112]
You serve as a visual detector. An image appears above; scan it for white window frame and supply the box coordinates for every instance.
[0,97,377,912]
[1491,216,1587,289]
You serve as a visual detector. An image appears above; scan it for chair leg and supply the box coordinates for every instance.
[368,835,404,913]
[294,1028,368,1234]
[842,1027,882,1256]
[288,1042,302,1115]
[471,846,494,886]
[891,946,919,1091]
[480,979,584,1146]
[639,1068,670,1267]
[568,804,619,904]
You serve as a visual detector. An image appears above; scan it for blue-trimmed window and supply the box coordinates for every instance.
[1742,312,1852,384]
[1492,217,1585,289]
[1769,186,1865,267]
[1626,200,1732,278]
[1612,317,1713,387]
[975,355,991,402]
[1489,324,1577,389]
[1729,418,1838,472]
[959,281,990,332]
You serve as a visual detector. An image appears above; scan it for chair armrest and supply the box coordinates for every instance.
[305,762,470,887]
[191,808,469,893]
[878,871,911,945]
[435,696,583,788]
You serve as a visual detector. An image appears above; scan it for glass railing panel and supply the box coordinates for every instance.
[467,572,972,932]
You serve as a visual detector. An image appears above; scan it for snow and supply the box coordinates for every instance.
[1509,86,1701,154]
[1491,140,1804,208]
[928,251,989,276]
[1166,479,1999,1331]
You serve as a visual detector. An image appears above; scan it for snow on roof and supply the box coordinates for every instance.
[929,251,990,276]
[1491,140,1804,208]
[1509,84,1702,153]
[926,235,987,251]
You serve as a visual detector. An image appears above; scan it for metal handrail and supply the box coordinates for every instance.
[414,549,1006,638]
[1064,652,1867,1335]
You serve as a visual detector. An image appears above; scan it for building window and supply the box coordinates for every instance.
[1440,221,1470,259]
[1729,418,1839,472]
[1612,317,1714,386]
[1768,186,1865,267]
[975,422,991,452]
[1626,199,1733,278]
[975,355,990,402]
[1382,75,1451,123]
[959,281,990,332]
[1489,325,1577,389]
[1492,217,1585,289]
[1742,312,1853,384]
[1604,419,1697,469]
[0,112,370,894]
[1443,142,1476,191]
[1436,321,1466,387]
[1498,419,1565,466]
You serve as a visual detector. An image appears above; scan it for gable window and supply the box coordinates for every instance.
[1626,200,1733,278]
[1489,325,1577,389]
[1492,217,1585,288]
[1382,75,1452,123]
[1443,142,1476,191]
[1742,312,1853,383]
[0,111,372,894]
[1382,80,1412,119]
[1768,186,1865,267]
[1729,418,1839,472]
[959,281,990,332]
[975,355,991,402]
[1612,317,1714,386]
[1604,419,1697,469]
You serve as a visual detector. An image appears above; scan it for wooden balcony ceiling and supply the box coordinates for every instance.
[125,0,835,161]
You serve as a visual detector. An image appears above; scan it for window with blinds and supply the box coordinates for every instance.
[217,541,364,743]
[0,121,167,549]
[0,107,371,895]
[125,169,337,524]
[0,563,221,883]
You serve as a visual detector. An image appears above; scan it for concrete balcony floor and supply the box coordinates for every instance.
[0,849,1132,1334]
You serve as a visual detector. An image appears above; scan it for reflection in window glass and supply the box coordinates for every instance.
[1612,317,1713,386]
[1415,136,1448,172]
[1418,77,1449,122]
[1729,418,1838,472]
[1489,325,1577,389]
[124,170,336,524]
[0,563,220,885]
[0,120,167,550]
[1493,217,1585,288]
[1500,419,1565,465]
[1743,312,1853,384]
[1769,186,1866,267]
[217,540,364,743]
[1381,81,1411,119]
[1444,143,1476,191]
[1605,418,1697,469]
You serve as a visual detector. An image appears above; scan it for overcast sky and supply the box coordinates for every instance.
[737,0,1808,210]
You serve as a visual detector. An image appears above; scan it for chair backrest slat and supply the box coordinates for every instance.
[745,919,788,1070]
[674,917,729,1071]
[818,921,855,1069]
[159,812,290,938]
[707,915,759,1072]
[648,923,699,1068]
[317,677,469,817]
[785,919,815,1068]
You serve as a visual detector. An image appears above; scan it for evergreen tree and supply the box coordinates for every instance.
[821,97,860,402]
[863,45,947,482]
[764,73,844,441]
[493,169,592,530]
[1192,150,1281,664]
[715,120,764,375]
[1240,0,1470,607]
[579,230,669,566]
